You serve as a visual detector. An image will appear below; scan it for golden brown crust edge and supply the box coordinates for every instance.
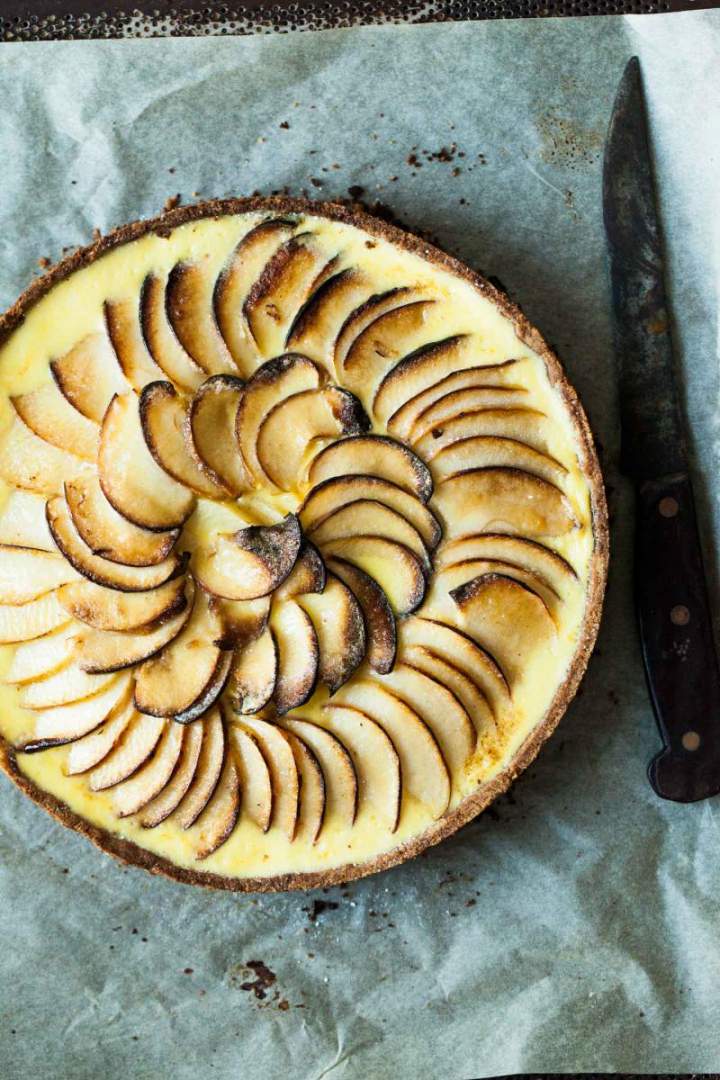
[0,196,609,893]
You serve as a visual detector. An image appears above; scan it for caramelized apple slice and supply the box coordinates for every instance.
[214,218,296,374]
[413,408,552,459]
[438,533,579,598]
[374,335,491,425]
[374,664,475,774]
[50,332,129,423]
[430,436,567,487]
[0,593,70,644]
[174,709,224,828]
[105,297,165,392]
[274,542,326,600]
[299,576,366,693]
[0,491,55,551]
[301,475,440,550]
[66,698,135,775]
[433,468,579,539]
[192,750,241,859]
[0,409,87,495]
[320,705,400,832]
[240,716,299,840]
[99,394,195,530]
[133,588,230,720]
[111,721,185,818]
[334,680,450,818]
[216,596,271,646]
[319,536,425,616]
[386,360,520,441]
[3,624,78,685]
[334,287,416,369]
[139,382,229,498]
[308,435,432,502]
[226,627,277,714]
[228,723,272,832]
[140,274,205,391]
[286,268,371,371]
[23,673,131,751]
[309,500,430,570]
[341,300,437,404]
[270,600,319,714]
[451,573,557,684]
[89,711,165,790]
[166,259,236,375]
[11,381,99,462]
[284,731,325,844]
[193,514,301,601]
[188,375,249,496]
[59,575,187,633]
[140,721,204,827]
[75,596,192,674]
[408,387,528,443]
[281,716,358,830]
[402,646,494,737]
[0,546,78,604]
[235,354,323,485]
[434,559,560,621]
[47,495,182,592]
[256,387,367,491]
[326,556,396,674]
[65,474,178,568]
[19,664,116,710]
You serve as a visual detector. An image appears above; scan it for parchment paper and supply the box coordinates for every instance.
[1,13,719,1078]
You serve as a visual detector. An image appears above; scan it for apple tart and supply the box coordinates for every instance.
[0,198,607,890]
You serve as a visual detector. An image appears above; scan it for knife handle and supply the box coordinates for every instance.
[636,473,720,802]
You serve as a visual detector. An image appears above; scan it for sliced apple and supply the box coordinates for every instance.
[0,491,55,551]
[214,218,296,374]
[413,408,552,460]
[438,533,579,599]
[47,495,182,592]
[433,468,579,540]
[430,436,567,488]
[320,705,400,832]
[283,731,325,844]
[285,267,372,370]
[216,596,270,646]
[256,387,368,491]
[401,616,510,716]
[19,664,117,710]
[66,697,136,775]
[105,297,165,392]
[111,721,185,818]
[334,680,450,818]
[188,375,249,496]
[99,393,195,531]
[174,709,224,828]
[0,546,78,605]
[326,556,396,674]
[434,559,560,621]
[299,576,366,693]
[192,750,241,860]
[270,600,319,714]
[280,717,357,829]
[65,474,178,568]
[3,623,78,685]
[11,381,99,462]
[374,663,475,775]
[0,409,87,495]
[386,360,520,441]
[228,723,272,832]
[50,332,129,423]
[140,273,205,391]
[165,259,236,375]
[23,673,131,751]
[451,573,557,684]
[341,299,437,404]
[243,235,333,357]
[193,514,301,601]
[319,536,425,616]
[235,354,323,485]
[402,646,494,737]
[59,575,187,633]
[309,499,430,570]
[274,542,326,600]
[139,381,228,499]
[89,711,165,790]
[240,716,299,840]
[408,387,529,443]
[133,588,230,720]
[300,474,440,550]
[0,593,70,644]
[308,435,432,502]
[140,721,204,827]
[75,597,192,674]
[226,627,277,714]
[334,287,418,370]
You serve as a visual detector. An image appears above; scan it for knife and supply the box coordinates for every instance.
[603,57,720,802]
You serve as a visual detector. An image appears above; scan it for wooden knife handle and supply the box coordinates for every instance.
[636,472,720,801]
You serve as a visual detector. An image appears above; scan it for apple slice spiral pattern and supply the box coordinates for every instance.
[0,201,605,888]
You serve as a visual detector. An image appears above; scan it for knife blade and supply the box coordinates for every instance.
[604,56,720,803]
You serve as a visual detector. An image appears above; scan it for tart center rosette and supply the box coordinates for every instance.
[0,205,602,881]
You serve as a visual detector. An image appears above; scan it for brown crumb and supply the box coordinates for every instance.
[279,121,290,130]
[37,256,51,269]
[239,960,277,1001]
[183,968,193,975]
[163,194,181,212]
[278,999,290,1012]
[310,178,323,188]
[92,228,102,242]
[348,185,365,200]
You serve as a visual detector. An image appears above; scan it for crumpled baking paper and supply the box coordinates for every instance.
[0,12,719,1078]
